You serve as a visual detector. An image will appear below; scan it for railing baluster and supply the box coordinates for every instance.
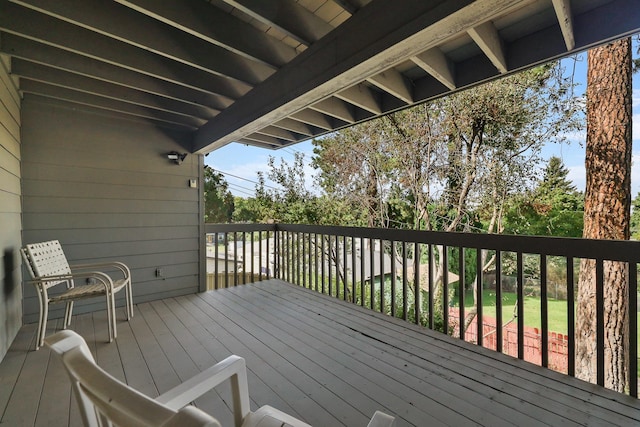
[596,258,605,387]
[428,244,434,329]
[476,248,483,347]
[458,247,465,339]
[628,261,638,398]
[328,236,333,296]
[541,255,548,368]
[402,241,408,321]
[242,231,246,284]
[224,233,229,288]
[302,232,307,288]
[391,241,396,317]
[415,242,421,325]
[314,233,319,292]
[335,234,340,298]
[380,239,385,313]
[567,257,574,376]
[443,245,449,334]
[360,236,365,306]
[496,250,503,353]
[517,252,524,360]
[321,234,326,294]
[370,238,375,310]
[352,236,357,303]
[214,233,219,290]
[343,235,348,301]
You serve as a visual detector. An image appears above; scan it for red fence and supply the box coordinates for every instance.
[449,309,569,373]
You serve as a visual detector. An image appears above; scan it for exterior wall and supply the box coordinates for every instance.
[21,95,203,323]
[0,55,22,361]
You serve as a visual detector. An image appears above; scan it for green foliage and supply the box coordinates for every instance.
[503,156,583,237]
[630,192,640,240]
[204,167,234,223]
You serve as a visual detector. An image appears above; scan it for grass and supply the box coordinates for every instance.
[459,290,570,333]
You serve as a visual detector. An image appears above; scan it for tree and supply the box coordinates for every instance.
[503,156,583,237]
[575,38,632,392]
[204,167,234,223]
[314,64,581,329]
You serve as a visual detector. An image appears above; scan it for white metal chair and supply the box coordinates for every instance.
[21,240,133,350]
[45,330,396,427]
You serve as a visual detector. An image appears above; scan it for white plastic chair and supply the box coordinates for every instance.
[21,240,133,350]
[45,330,396,427]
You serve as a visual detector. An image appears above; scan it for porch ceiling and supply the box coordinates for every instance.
[1,0,638,153]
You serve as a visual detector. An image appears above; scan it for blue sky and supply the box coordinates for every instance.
[206,53,640,198]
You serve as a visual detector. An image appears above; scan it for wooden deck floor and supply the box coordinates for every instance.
[1,279,639,426]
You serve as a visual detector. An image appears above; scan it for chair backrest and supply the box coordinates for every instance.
[21,240,72,289]
[45,330,222,427]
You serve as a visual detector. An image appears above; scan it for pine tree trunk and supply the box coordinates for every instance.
[575,38,632,393]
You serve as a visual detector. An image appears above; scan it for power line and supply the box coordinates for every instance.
[209,167,282,191]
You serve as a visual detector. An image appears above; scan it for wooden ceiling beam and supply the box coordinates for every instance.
[10,0,274,85]
[223,0,333,45]
[468,21,507,74]
[12,59,218,120]
[412,48,456,90]
[0,34,234,110]
[114,0,297,67]
[551,0,575,51]
[20,80,204,128]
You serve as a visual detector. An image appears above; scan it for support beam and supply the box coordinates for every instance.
[309,97,355,123]
[10,0,274,85]
[551,0,575,51]
[412,48,456,90]
[12,59,217,119]
[241,133,286,146]
[223,0,333,45]
[468,21,507,74]
[256,126,299,142]
[0,34,234,109]
[367,68,413,104]
[336,84,382,114]
[289,109,335,131]
[272,118,314,136]
[0,3,252,99]
[114,0,297,67]
[20,80,204,128]
[195,0,521,151]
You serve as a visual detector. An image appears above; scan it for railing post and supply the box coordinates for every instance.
[628,261,638,397]
[566,257,574,376]
[540,255,548,368]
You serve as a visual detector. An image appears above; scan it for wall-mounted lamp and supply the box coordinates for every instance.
[167,151,187,165]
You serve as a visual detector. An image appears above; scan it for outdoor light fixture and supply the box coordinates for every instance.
[167,151,187,165]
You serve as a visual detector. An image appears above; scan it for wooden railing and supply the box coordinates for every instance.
[205,223,640,396]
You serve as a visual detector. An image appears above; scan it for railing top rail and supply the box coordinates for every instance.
[274,223,640,263]
[205,223,277,233]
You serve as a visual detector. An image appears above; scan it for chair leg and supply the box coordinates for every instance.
[38,301,49,351]
[64,301,74,328]
[110,291,117,340]
[105,293,114,343]
[126,282,134,319]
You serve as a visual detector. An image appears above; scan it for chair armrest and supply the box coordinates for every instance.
[156,355,250,427]
[366,411,395,427]
[70,261,131,279]
[27,271,114,290]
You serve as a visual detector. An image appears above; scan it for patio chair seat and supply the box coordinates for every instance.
[21,240,133,350]
[45,330,395,427]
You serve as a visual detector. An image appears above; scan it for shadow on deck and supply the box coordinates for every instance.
[1,279,639,426]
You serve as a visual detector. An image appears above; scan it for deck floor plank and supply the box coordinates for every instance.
[269,281,638,426]
[290,282,640,424]
[226,283,537,427]
[165,295,300,422]
[2,279,640,426]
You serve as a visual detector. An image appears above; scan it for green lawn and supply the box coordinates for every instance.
[459,290,569,333]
